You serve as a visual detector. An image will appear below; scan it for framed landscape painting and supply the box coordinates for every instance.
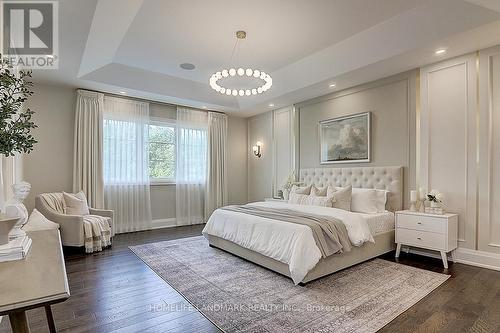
[319,112,371,164]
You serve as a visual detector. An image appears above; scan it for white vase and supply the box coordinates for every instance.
[430,201,440,208]
[283,189,290,201]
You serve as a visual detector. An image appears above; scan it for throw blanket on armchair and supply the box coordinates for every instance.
[221,205,351,257]
[84,215,112,253]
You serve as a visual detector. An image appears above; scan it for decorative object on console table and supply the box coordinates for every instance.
[0,55,38,212]
[0,215,20,246]
[395,210,458,268]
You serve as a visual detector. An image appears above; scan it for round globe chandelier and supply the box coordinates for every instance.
[209,31,272,97]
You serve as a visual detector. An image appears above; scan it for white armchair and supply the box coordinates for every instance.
[35,193,114,247]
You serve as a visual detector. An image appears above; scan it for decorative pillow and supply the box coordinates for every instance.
[288,192,334,207]
[327,185,352,211]
[63,191,90,215]
[291,185,312,195]
[350,188,388,213]
[22,209,59,232]
[310,185,328,197]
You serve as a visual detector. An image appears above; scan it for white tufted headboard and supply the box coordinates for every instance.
[299,166,403,212]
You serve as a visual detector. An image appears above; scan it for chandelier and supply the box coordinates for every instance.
[209,31,272,97]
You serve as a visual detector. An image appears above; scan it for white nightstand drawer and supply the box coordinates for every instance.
[397,213,446,234]
[396,228,445,250]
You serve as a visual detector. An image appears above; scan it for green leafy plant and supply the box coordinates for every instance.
[0,55,37,156]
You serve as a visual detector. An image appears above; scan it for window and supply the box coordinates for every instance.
[148,120,176,183]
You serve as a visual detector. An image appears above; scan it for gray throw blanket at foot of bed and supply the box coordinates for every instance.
[221,205,352,257]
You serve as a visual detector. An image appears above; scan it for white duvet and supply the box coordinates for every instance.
[202,201,374,284]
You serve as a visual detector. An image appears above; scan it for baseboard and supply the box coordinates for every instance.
[403,246,500,271]
[454,248,500,272]
[150,218,177,229]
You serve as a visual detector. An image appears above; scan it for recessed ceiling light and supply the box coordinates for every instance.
[435,48,447,55]
[180,63,196,70]
[329,83,336,88]
[268,103,274,107]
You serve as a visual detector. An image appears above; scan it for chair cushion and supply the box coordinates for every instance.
[22,209,59,232]
[40,193,65,214]
[63,191,90,215]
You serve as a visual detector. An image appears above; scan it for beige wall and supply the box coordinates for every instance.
[297,71,417,207]
[247,112,274,202]
[23,83,76,211]
[227,116,248,205]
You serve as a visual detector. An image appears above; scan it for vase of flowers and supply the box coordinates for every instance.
[282,170,303,200]
[427,189,444,208]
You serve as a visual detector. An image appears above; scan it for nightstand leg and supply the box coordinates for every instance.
[440,251,449,269]
[395,243,402,258]
[451,250,456,263]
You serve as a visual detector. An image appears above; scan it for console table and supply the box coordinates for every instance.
[0,229,70,332]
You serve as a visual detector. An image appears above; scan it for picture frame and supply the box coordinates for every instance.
[319,112,371,164]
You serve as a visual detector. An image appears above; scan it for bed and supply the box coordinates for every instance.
[203,166,403,284]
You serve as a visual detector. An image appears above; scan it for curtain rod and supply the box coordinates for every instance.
[76,88,227,115]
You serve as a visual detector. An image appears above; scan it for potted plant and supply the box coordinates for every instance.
[0,55,37,244]
[427,189,444,208]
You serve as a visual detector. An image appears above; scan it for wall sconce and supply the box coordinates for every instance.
[252,141,262,158]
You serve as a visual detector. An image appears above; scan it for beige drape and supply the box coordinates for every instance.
[73,90,104,208]
[204,112,228,219]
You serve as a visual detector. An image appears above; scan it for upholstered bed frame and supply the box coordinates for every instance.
[207,166,403,284]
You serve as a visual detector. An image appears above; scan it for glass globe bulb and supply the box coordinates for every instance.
[253,70,260,78]
[232,90,238,96]
[245,89,251,96]
[220,87,226,94]
[257,87,263,94]
[237,68,244,76]
[246,69,253,76]
[221,70,228,77]
[238,89,244,96]
[251,89,257,95]
[216,72,222,79]
[229,68,236,76]
[226,89,232,96]
[260,72,266,80]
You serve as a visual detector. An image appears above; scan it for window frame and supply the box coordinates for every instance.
[148,117,176,185]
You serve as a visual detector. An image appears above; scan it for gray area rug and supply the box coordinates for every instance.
[130,236,449,333]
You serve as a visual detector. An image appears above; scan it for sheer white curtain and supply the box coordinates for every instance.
[176,107,208,225]
[73,90,104,208]
[103,96,152,233]
[205,112,228,218]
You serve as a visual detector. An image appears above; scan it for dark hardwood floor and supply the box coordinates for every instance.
[1,226,499,333]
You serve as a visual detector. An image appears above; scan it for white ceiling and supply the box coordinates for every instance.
[33,0,500,117]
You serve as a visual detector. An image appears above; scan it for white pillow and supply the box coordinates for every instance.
[288,192,334,207]
[350,188,388,213]
[22,209,59,232]
[310,185,328,197]
[327,185,352,211]
[290,185,312,195]
[63,191,90,215]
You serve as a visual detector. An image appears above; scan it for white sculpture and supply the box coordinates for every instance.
[5,181,31,239]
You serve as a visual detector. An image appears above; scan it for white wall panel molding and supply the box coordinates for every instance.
[478,45,500,254]
[272,106,296,197]
[420,54,478,249]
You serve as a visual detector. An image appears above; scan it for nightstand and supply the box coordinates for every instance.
[395,210,458,268]
[264,198,286,202]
